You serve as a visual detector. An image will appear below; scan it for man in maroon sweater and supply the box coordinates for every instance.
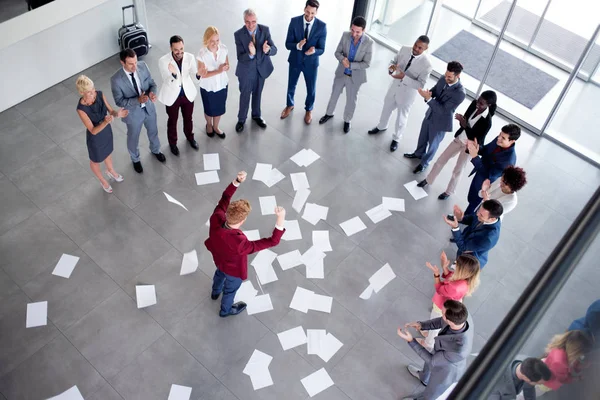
[205,171,286,317]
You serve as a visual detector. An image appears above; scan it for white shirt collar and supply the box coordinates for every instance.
[123,67,136,77]
[410,51,424,59]
[483,218,498,225]
[303,16,315,26]
[447,80,459,87]
[470,107,489,120]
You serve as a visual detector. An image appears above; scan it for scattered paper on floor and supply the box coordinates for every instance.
[309,293,333,313]
[265,168,285,187]
[278,326,308,350]
[47,385,84,400]
[253,263,279,285]
[52,254,79,279]
[136,285,157,308]
[339,216,367,236]
[382,197,405,212]
[247,294,274,315]
[360,263,396,299]
[312,230,332,252]
[234,280,259,304]
[365,204,392,224]
[302,203,328,225]
[301,246,326,267]
[195,171,220,186]
[293,188,311,213]
[282,220,302,241]
[307,329,327,355]
[167,384,192,400]
[318,333,344,362]
[404,180,428,200]
[252,163,272,182]
[306,258,325,279]
[277,250,303,270]
[289,286,315,313]
[290,172,310,191]
[164,192,189,211]
[26,301,47,328]
[291,148,320,167]
[243,349,274,390]
[259,196,277,215]
[180,250,198,275]
[301,368,334,397]
[243,229,261,241]
[203,153,220,171]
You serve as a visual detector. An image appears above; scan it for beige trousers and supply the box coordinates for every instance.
[426,137,471,195]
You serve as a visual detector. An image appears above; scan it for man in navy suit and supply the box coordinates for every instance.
[281,0,327,125]
[465,125,521,215]
[234,9,278,133]
[405,61,466,174]
[444,200,503,268]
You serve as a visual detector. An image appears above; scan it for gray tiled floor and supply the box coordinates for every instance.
[0,0,598,399]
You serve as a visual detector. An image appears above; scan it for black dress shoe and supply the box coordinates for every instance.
[438,192,450,200]
[404,152,419,159]
[417,179,428,188]
[390,140,399,152]
[343,121,351,133]
[413,164,424,174]
[219,301,247,317]
[188,139,199,150]
[153,152,166,162]
[319,114,333,124]
[449,237,456,243]
[368,127,386,135]
[211,293,220,300]
[169,144,179,156]
[252,117,267,129]
[206,124,215,138]
[133,161,143,173]
[215,130,226,139]
[235,122,244,132]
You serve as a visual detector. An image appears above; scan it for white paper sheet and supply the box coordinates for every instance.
[292,188,311,213]
[277,250,303,270]
[251,249,278,267]
[242,230,260,241]
[277,326,307,350]
[312,230,332,252]
[302,203,329,225]
[259,196,277,215]
[306,258,325,279]
[180,250,198,275]
[168,384,192,400]
[136,285,157,308]
[318,333,344,362]
[301,368,335,397]
[301,246,326,267]
[369,263,396,293]
[52,253,79,279]
[309,293,333,313]
[47,385,84,400]
[289,286,315,313]
[290,149,320,167]
[404,180,428,200]
[247,294,274,315]
[265,168,285,187]
[249,370,274,390]
[339,216,367,236]
[234,280,259,304]
[382,196,406,212]
[195,171,220,185]
[203,153,220,171]
[290,149,309,166]
[252,163,273,182]
[26,301,47,328]
[282,220,302,241]
[290,172,310,191]
[359,285,374,300]
[253,263,278,285]
[307,329,327,355]
[365,204,392,224]
[243,349,273,375]
[164,192,189,211]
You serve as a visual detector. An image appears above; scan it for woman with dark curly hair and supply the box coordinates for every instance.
[477,165,527,217]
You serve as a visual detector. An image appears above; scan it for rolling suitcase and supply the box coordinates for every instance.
[118,4,149,58]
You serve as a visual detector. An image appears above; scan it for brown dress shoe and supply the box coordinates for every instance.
[280,106,294,119]
[304,110,312,124]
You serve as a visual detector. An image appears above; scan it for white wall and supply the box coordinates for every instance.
[0,0,148,112]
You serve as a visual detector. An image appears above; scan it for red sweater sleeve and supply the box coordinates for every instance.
[210,183,237,226]
[235,227,285,255]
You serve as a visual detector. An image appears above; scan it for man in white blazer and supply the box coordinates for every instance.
[368,35,433,152]
[158,35,200,156]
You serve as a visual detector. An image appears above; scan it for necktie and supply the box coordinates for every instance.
[251,32,256,45]
[405,55,415,72]
[304,23,309,39]
[130,73,140,95]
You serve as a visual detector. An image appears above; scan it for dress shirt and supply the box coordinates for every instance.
[197,44,229,92]
[124,67,145,108]
[296,17,315,50]
[477,178,518,217]
[248,29,256,60]
[426,80,457,103]
[344,35,362,75]
[457,108,488,143]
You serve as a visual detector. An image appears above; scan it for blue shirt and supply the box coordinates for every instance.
[344,35,363,75]
[248,29,256,60]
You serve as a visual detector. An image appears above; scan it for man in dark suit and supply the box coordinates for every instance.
[444,200,503,268]
[234,9,278,133]
[465,124,521,215]
[405,61,466,174]
[487,357,550,399]
[204,171,286,317]
[281,0,327,125]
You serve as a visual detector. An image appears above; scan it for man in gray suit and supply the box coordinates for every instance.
[318,16,373,133]
[397,300,473,400]
[487,357,550,399]
[368,36,432,151]
[405,61,466,174]
[234,8,277,133]
[111,49,165,173]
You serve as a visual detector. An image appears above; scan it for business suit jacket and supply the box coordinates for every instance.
[455,100,493,146]
[333,32,373,85]
[110,61,157,125]
[234,24,278,79]
[157,52,198,106]
[285,16,327,68]
[487,360,536,400]
[425,76,466,132]
[452,214,501,267]
[204,183,285,280]
[393,46,432,93]
[409,316,474,400]
[467,141,517,208]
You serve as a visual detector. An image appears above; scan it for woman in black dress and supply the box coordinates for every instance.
[75,75,128,193]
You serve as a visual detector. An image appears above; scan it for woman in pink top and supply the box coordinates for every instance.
[417,251,480,351]
[537,330,593,394]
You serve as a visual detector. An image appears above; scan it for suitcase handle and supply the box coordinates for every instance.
[122,4,137,27]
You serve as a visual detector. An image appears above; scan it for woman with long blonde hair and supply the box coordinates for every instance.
[418,251,480,351]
